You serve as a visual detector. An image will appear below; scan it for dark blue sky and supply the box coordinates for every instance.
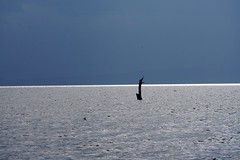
[0,0,240,85]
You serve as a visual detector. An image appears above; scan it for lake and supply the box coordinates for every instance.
[1,84,240,159]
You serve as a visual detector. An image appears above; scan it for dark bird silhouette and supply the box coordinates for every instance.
[136,76,144,100]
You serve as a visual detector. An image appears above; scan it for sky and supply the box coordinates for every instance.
[0,0,240,85]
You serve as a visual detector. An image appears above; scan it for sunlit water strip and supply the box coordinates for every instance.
[0,83,240,88]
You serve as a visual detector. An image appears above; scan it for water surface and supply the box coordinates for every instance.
[1,85,240,159]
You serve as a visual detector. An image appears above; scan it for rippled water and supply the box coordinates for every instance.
[1,85,240,159]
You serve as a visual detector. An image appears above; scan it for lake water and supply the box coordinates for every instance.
[1,85,240,159]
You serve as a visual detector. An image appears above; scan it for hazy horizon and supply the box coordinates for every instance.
[1,83,240,88]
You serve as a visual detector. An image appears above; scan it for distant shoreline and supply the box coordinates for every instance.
[1,83,240,88]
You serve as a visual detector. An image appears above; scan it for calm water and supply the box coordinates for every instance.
[1,85,240,159]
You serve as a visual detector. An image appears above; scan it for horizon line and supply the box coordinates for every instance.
[1,83,240,88]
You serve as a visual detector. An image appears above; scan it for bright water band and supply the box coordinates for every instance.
[1,83,240,88]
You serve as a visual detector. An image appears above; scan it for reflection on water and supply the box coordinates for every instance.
[0,85,240,159]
